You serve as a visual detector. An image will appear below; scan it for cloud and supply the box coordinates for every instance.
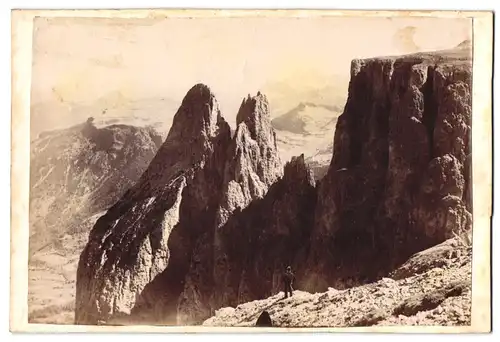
[393,26,419,53]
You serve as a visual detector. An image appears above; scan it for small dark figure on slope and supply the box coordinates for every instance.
[282,265,295,299]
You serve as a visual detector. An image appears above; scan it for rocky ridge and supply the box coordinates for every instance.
[179,92,284,324]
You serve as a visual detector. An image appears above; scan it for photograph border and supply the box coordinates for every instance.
[10,8,493,333]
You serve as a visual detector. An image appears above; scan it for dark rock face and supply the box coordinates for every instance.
[29,119,162,254]
[75,84,232,325]
[306,47,472,291]
[207,154,316,317]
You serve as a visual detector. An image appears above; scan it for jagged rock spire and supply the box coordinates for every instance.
[216,91,282,228]
[75,84,231,325]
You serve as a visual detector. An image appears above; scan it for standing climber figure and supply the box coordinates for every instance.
[282,265,295,299]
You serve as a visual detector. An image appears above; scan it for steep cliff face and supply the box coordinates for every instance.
[209,154,314,317]
[210,93,283,314]
[307,45,472,290]
[177,153,316,325]
[229,154,316,301]
[75,84,231,325]
[216,92,283,228]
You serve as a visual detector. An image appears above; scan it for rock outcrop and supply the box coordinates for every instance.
[306,44,472,290]
[175,94,323,325]
[214,92,283,233]
[75,84,232,325]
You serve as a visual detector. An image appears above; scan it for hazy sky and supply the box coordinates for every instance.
[30,15,472,130]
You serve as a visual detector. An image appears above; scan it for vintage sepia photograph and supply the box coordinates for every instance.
[9,9,493,333]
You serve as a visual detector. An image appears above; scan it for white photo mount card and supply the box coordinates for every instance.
[10,8,493,333]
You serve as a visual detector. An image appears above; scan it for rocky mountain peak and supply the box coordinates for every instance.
[178,92,285,324]
[166,83,225,142]
[283,154,315,187]
[456,39,472,49]
[75,84,289,326]
[183,83,213,101]
[135,84,231,190]
[236,92,273,143]
[216,92,283,228]
[75,84,231,325]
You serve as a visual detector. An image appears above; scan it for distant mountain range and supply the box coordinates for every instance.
[271,102,342,135]
[262,77,347,179]
[263,77,348,117]
[269,101,343,179]
[30,96,180,141]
